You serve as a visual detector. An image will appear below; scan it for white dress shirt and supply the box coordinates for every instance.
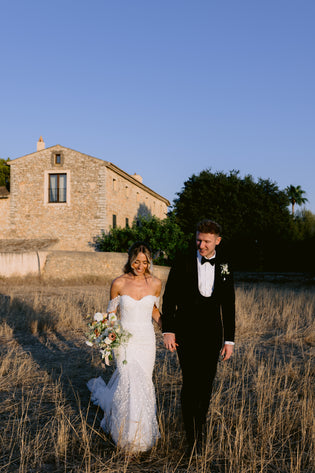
[197,251,234,346]
[197,251,215,297]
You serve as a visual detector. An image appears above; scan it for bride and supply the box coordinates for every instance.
[87,242,162,452]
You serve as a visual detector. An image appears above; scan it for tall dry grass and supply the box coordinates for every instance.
[0,281,314,472]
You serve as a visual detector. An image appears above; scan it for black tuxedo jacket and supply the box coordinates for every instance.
[162,249,235,343]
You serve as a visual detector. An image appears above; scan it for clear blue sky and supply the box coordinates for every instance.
[1,0,314,212]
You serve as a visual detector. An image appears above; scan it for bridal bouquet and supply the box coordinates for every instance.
[86,312,132,366]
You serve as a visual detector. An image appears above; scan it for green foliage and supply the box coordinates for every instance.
[93,215,189,265]
[173,169,306,270]
[293,209,315,240]
[173,169,291,241]
[0,158,10,189]
[285,185,308,215]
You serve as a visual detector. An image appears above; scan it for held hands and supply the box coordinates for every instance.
[163,333,178,352]
[221,343,234,361]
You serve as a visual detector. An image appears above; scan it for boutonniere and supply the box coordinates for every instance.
[220,263,230,280]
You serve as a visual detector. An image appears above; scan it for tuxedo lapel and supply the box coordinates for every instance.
[212,260,221,297]
[190,253,199,292]
[179,252,199,305]
[214,258,221,284]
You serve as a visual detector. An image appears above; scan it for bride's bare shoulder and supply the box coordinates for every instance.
[111,274,128,292]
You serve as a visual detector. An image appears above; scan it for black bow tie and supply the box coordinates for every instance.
[201,256,216,265]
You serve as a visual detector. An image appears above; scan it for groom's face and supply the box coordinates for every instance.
[196,232,221,259]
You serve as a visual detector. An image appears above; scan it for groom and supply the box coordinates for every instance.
[162,219,235,452]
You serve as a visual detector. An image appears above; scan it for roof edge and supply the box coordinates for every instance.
[8,144,110,166]
[106,162,170,206]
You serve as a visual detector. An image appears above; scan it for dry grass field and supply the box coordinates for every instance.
[0,278,314,473]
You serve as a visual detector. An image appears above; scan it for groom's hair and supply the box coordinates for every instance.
[196,219,222,235]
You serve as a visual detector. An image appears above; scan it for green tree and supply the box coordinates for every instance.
[174,169,291,240]
[173,169,294,270]
[93,215,188,265]
[293,209,315,239]
[286,185,308,215]
[0,158,10,190]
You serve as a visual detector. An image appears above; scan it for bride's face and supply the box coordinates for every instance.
[131,252,149,276]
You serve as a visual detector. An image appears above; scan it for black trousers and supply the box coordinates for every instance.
[176,303,222,444]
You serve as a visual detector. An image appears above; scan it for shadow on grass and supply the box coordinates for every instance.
[0,293,99,402]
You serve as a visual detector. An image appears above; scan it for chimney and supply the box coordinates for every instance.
[133,173,143,183]
[37,136,45,151]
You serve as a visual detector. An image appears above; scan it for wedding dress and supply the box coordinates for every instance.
[87,295,160,452]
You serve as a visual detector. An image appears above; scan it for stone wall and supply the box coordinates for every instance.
[105,167,168,229]
[7,147,106,250]
[0,250,170,282]
[0,251,40,277]
[42,251,127,280]
[0,197,10,234]
[42,251,170,281]
[1,145,169,251]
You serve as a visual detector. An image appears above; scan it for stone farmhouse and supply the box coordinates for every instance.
[0,137,170,251]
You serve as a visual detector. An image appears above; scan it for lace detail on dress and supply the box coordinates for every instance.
[107,359,159,451]
[107,296,120,313]
[88,294,160,452]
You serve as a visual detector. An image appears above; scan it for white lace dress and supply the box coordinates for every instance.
[87,295,160,452]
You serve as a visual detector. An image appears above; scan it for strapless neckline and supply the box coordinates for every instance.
[120,294,157,302]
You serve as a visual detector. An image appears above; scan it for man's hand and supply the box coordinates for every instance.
[221,343,234,361]
[163,333,178,352]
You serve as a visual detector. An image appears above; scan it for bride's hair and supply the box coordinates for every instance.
[124,241,152,275]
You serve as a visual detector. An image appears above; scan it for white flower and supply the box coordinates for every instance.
[85,310,132,368]
[220,264,230,276]
[108,313,117,323]
[94,312,104,322]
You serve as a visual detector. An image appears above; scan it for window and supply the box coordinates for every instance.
[51,151,64,167]
[125,218,129,228]
[49,174,67,203]
[113,179,118,191]
[112,214,117,228]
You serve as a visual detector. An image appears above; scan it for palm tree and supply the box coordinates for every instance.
[286,185,308,215]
